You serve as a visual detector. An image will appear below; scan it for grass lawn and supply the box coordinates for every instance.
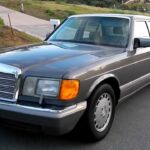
[0,18,41,49]
[0,0,150,21]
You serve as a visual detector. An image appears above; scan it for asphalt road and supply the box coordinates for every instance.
[1,86,150,150]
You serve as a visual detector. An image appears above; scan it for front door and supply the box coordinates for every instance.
[132,20,150,88]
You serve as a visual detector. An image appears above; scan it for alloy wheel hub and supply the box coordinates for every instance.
[94,93,112,132]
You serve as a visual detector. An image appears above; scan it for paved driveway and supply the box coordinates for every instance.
[0,85,150,150]
[0,5,52,40]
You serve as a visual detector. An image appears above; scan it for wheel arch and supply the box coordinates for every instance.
[86,74,121,105]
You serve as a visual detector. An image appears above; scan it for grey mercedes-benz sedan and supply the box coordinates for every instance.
[0,14,150,141]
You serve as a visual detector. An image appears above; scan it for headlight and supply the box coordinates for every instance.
[23,77,60,97]
[23,77,79,100]
[36,80,60,97]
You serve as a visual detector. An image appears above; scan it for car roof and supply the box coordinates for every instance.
[69,14,150,20]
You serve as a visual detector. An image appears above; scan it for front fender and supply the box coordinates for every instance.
[86,73,120,98]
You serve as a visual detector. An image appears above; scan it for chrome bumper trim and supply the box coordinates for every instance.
[0,101,87,118]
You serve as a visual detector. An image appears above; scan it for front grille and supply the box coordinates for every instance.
[0,72,16,100]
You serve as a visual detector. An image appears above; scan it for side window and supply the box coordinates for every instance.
[134,21,149,38]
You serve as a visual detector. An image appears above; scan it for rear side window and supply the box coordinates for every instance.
[134,21,149,38]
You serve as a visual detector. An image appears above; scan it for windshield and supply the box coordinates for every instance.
[48,17,130,48]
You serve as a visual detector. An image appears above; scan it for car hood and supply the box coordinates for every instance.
[0,42,123,78]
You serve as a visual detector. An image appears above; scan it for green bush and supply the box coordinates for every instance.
[0,18,4,37]
[55,10,76,19]
[45,9,76,19]
[0,30,4,37]
[55,0,66,4]
[0,18,4,26]
[45,9,55,16]
[40,0,122,7]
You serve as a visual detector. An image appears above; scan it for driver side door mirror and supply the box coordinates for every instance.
[134,38,150,50]
[45,19,61,41]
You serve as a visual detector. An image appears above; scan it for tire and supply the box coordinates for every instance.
[81,84,116,141]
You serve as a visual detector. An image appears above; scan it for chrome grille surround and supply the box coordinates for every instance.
[0,63,21,102]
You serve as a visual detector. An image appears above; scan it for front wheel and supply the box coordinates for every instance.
[83,84,116,141]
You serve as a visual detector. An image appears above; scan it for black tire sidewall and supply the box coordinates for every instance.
[86,84,116,140]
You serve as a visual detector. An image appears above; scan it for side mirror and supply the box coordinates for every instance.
[50,19,61,30]
[45,19,61,41]
[134,38,150,49]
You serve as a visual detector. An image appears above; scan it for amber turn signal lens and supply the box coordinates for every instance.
[59,80,79,100]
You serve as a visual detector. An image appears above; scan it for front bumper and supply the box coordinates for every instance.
[0,101,87,135]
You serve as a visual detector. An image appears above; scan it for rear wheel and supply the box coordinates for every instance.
[82,84,116,141]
